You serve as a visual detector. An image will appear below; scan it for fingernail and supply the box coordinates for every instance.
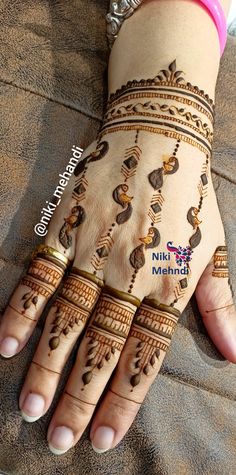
[21,393,45,422]
[49,426,74,455]
[0,337,19,357]
[91,426,115,453]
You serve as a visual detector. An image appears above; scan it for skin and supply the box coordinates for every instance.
[0,0,235,456]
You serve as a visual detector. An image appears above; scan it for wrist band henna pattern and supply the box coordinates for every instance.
[99,60,214,156]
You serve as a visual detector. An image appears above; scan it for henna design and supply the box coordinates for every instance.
[121,144,142,180]
[187,158,209,249]
[108,60,214,112]
[108,93,213,124]
[128,300,180,390]
[74,141,109,178]
[72,141,109,203]
[129,227,161,270]
[98,125,211,156]
[99,61,214,155]
[15,256,66,314]
[105,102,213,139]
[21,291,38,310]
[59,205,86,249]
[91,131,141,273]
[170,156,209,306]
[128,141,180,292]
[48,270,102,352]
[212,246,229,278]
[100,119,212,154]
[91,224,116,272]
[81,294,136,388]
[113,183,133,224]
[205,245,235,313]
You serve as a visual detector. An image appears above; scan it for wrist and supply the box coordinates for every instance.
[108,0,221,99]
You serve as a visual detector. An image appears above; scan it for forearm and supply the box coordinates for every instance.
[108,0,232,99]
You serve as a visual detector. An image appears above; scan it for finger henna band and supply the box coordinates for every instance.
[48,268,104,352]
[128,300,180,390]
[81,289,138,388]
[212,246,229,278]
[10,246,68,320]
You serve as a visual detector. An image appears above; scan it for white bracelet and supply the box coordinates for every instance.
[106,0,143,48]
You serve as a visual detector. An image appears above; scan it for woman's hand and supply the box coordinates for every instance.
[0,57,235,454]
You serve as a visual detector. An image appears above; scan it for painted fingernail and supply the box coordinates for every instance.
[49,426,74,455]
[91,426,115,453]
[0,337,19,357]
[21,393,45,422]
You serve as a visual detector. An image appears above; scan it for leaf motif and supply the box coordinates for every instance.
[50,325,60,333]
[23,300,31,309]
[143,364,150,375]
[169,60,176,72]
[137,341,145,349]
[49,336,60,350]
[155,349,161,358]
[82,371,92,385]
[105,352,111,361]
[32,296,38,305]
[150,355,156,366]
[86,358,96,366]
[63,327,69,335]
[130,373,141,387]
[176,77,184,83]
[53,316,61,325]
[97,360,104,369]
[174,71,182,79]
[161,69,169,79]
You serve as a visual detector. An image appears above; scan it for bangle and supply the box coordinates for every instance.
[106,0,227,56]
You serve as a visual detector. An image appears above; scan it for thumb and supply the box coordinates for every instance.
[195,245,236,363]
